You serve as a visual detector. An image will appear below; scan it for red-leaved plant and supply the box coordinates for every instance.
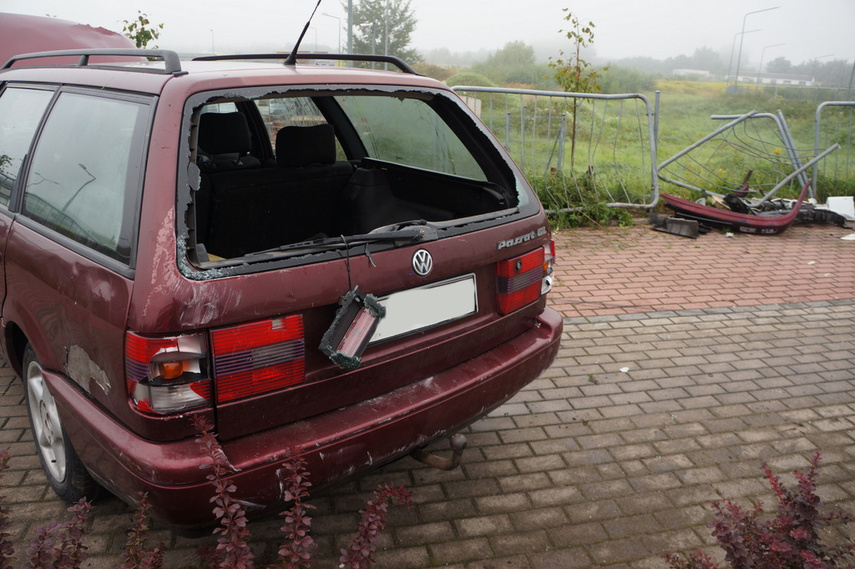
[0,449,14,569]
[338,484,413,569]
[22,499,91,569]
[120,492,163,569]
[193,415,255,569]
[191,415,413,569]
[1,419,411,569]
[273,458,316,569]
[664,452,855,569]
[1,446,93,569]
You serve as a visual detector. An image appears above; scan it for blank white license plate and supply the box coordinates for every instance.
[370,274,477,344]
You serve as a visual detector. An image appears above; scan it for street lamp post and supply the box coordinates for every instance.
[757,43,785,84]
[383,0,389,70]
[734,6,779,89]
[728,29,760,83]
[347,0,353,56]
[322,13,342,53]
[308,26,317,52]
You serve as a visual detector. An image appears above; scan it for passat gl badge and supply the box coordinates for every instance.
[412,249,433,277]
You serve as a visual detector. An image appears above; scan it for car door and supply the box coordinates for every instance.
[0,85,55,315]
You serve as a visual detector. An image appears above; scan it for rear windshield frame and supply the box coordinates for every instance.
[176,83,539,280]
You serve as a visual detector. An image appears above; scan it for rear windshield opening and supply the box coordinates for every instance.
[181,88,527,271]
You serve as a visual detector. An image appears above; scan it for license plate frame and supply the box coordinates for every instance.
[370,274,478,344]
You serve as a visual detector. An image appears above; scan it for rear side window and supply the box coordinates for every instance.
[0,87,53,206]
[23,92,149,263]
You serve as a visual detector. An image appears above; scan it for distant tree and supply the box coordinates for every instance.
[474,41,546,88]
[350,0,420,64]
[413,61,455,82]
[598,66,656,93]
[792,58,851,86]
[614,56,669,75]
[665,54,693,72]
[549,9,603,170]
[121,11,163,49]
[486,41,535,67]
[816,59,853,87]
[765,56,792,74]
[691,47,725,74]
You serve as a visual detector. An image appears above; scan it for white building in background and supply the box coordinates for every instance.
[733,72,816,86]
[673,69,711,78]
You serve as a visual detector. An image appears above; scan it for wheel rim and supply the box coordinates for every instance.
[26,360,67,482]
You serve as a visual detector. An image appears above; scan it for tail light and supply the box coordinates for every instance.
[126,332,210,414]
[210,315,305,404]
[496,241,556,314]
[542,240,556,294]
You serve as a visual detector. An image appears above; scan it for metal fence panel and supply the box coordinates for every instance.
[814,101,855,197]
[452,86,659,211]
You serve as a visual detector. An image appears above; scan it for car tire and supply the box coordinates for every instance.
[23,344,101,502]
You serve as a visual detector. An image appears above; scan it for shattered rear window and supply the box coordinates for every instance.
[182,86,529,272]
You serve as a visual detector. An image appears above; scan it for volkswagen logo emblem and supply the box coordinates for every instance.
[412,249,433,277]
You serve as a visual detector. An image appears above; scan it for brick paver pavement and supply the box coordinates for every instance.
[1,222,854,568]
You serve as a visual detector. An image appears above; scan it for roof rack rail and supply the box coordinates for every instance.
[192,53,421,75]
[2,49,185,76]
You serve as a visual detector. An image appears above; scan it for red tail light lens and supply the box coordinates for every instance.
[496,241,555,314]
[125,332,210,414]
[210,315,305,404]
[496,247,546,314]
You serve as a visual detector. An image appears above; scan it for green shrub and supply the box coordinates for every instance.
[444,72,498,88]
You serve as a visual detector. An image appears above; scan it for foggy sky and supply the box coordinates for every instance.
[2,0,853,66]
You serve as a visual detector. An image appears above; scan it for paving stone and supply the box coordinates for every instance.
[429,538,494,565]
[3,225,855,568]
[528,547,591,569]
[396,521,456,546]
[455,514,514,538]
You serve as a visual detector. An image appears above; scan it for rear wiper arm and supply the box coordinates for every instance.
[250,224,436,256]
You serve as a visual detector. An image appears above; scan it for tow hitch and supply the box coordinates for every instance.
[411,433,468,471]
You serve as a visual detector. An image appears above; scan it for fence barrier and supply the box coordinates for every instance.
[452,86,659,211]
[453,86,854,211]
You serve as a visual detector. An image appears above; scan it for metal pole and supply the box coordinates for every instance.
[322,13,342,53]
[347,0,353,57]
[520,101,526,171]
[776,109,809,192]
[757,43,785,85]
[728,29,759,83]
[383,0,388,70]
[735,7,779,89]
[847,59,855,100]
[653,90,660,152]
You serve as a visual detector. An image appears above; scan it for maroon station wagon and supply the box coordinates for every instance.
[0,48,562,530]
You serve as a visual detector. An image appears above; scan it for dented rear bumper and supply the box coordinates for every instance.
[47,307,563,532]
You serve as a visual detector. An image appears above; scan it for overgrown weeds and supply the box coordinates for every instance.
[529,170,639,229]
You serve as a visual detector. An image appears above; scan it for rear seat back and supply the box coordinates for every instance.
[197,112,261,171]
[200,122,352,258]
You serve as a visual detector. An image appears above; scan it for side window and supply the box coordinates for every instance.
[23,92,149,263]
[0,87,54,206]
